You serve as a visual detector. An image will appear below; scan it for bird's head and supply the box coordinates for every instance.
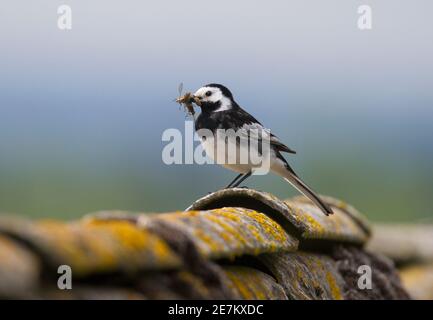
[193,84,235,112]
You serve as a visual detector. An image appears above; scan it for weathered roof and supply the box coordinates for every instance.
[0,216,182,276]
[188,188,371,244]
[367,224,433,300]
[368,224,433,265]
[399,264,433,300]
[0,190,410,300]
[143,207,298,259]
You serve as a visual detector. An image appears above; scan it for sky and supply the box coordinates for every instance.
[0,1,432,221]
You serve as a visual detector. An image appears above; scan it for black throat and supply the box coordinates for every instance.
[195,100,242,133]
[199,100,222,114]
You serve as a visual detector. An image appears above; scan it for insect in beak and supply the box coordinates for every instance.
[193,95,202,106]
[175,83,203,116]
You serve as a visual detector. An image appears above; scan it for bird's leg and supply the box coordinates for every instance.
[230,171,252,188]
[225,173,244,189]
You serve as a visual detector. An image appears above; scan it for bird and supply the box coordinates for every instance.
[191,83,333,216]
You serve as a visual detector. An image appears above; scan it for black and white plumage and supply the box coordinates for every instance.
[193,83,333,216]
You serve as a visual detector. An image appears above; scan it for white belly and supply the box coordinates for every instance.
[200,135,272,174]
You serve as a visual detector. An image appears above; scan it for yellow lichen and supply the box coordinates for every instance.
[326,271,343,300]
[31,219,181,274]
[225,270,254,299]
[226,267,281,299]
[204,213,246,249]
[193,228,223,254]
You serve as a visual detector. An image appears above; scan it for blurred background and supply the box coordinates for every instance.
[0,0,432,221]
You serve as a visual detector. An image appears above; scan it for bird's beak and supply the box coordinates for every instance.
[193,95,202,106]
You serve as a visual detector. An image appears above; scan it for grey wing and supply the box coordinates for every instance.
[240,123,296,154]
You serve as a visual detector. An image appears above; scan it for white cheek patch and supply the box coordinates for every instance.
[214,96,232,112]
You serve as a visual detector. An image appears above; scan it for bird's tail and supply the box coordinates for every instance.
[273,163,333,216]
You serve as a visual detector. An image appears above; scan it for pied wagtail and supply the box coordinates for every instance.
[191,83,333,216]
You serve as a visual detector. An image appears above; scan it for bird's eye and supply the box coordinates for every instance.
[205,91,212,97]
